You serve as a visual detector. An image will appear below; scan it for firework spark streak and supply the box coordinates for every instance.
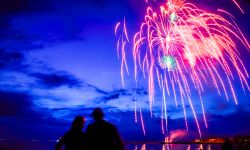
[115,0,249,137]
[232,0,245,14]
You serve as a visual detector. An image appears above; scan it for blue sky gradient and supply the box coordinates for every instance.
[0,0,250,142]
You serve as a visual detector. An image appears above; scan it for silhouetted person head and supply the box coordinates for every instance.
[71,116,85,130]
[92,108,104,121]
[55,115,86,150]
[87,108,124,150]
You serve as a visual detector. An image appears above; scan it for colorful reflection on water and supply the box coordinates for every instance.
[128,144,222,150]
[0,142,225,150]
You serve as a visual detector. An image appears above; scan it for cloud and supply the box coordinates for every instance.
[86,83,109,95]
[31,84,149,120]
[31,72,82,89]
[0,90,36,117]
[202,109,250,137]
[0,0,29,15]
[101,89,130,102]
[0,1,86,52]
[102,110,166,141]
[0,0,130,53]
[50,106,118,120]
[0,49,27,71]
[90,0,108,8]
[94,87,148,103]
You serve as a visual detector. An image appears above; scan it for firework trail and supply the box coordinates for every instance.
[115,0,249,138]
[232,0,245,14]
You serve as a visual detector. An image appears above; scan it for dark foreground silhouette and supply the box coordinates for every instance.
[86,108,124,150]
[221,138,232,150]
[55,116,86,150]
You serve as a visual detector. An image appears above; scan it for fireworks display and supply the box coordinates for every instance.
[115,0,249,137]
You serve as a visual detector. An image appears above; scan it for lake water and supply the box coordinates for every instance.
[126,143,222,150]
[0,142,224,150]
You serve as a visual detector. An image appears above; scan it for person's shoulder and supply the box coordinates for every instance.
[104,120,115,126]
[63,130,72,137]
[59,130,71,142]
[86,122,96,131]
[104,121,117,129]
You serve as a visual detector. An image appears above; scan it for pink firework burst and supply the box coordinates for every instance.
[115,0,249,137]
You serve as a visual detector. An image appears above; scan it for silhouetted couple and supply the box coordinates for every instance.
[55,108,124,150]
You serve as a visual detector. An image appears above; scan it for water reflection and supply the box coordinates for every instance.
[206,144,212,150]
[197,144,203,150]
[131,144,220,150]
[134,145,138,150]
[141,144,146,150]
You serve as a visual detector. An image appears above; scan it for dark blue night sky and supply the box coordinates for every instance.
[0,0,250,144]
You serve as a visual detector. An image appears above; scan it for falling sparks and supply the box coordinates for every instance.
[232,0,245,14]
[115,0,249,138]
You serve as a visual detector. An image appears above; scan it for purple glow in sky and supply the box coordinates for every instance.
[0,0,250,144]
